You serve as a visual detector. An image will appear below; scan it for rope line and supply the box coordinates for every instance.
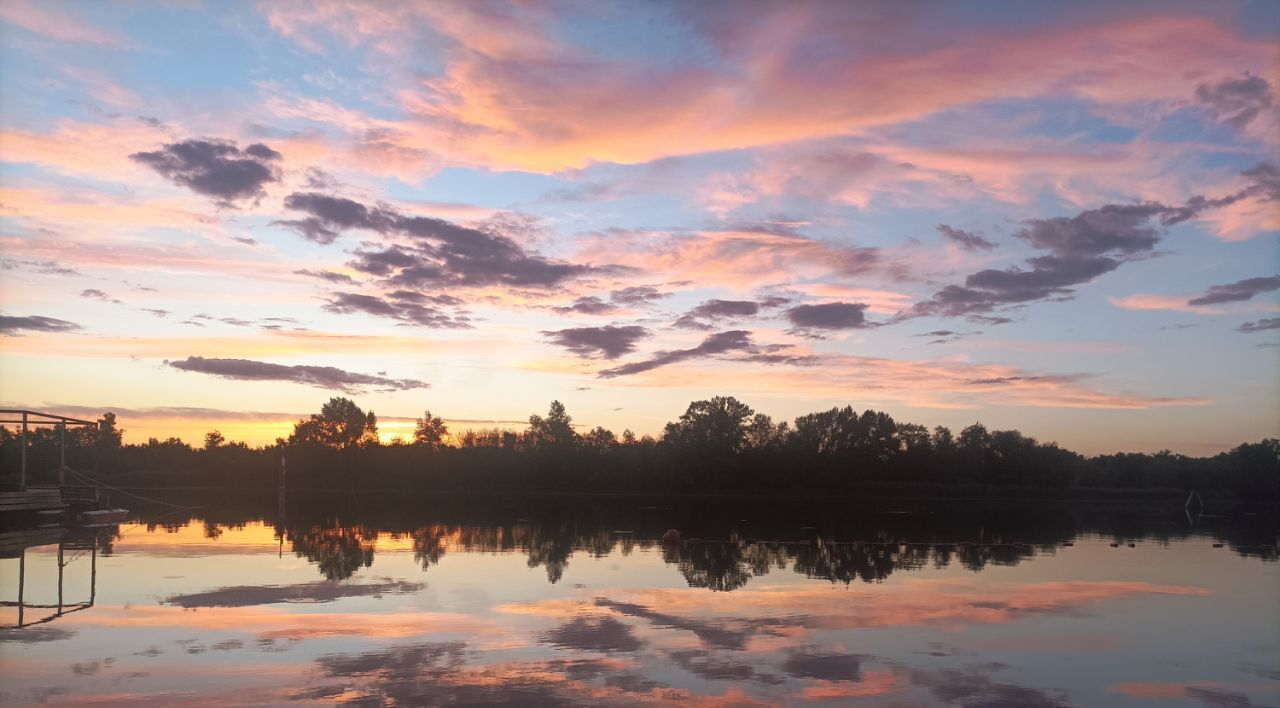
[64,467,203,510]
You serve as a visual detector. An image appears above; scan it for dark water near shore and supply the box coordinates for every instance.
[1,493,1277,706]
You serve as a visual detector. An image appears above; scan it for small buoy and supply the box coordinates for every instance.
[662,529,680,544]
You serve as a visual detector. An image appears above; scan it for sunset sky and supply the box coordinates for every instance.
[0,0,1277,453]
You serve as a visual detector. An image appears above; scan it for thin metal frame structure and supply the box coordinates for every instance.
[0,410,98,490]
[1,536,98,629]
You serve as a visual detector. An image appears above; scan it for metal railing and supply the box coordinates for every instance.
[0,410,98,490]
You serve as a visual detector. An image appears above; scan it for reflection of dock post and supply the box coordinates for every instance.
[90,542,97,606]
[17,549,24,627]
[3,528,101,629]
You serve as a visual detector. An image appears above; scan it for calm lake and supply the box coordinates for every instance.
[1,494,1277,707]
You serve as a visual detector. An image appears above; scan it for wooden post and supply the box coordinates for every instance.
[20,412,27,490]
[59,421,67,485]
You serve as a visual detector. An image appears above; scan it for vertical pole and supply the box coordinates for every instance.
[17,549,25,627]
[57,541,64,615]
[59,421,67,486]
[89,542,97,606]
[20,412,28,490]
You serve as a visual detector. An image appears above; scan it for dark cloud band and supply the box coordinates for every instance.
[0,314,82,335]
[165,356,428,393]
[786,302,871,331]
[278,191,595,289]
[1187,276,1280,306]
[598,330,753,378]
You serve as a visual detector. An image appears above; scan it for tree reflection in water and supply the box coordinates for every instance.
[290,522,379,581]
[128,492,1277,586]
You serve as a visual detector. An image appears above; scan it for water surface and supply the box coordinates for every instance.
[1,495,1277,706]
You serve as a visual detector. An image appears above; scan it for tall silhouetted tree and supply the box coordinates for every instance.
[958,422,992,482]
[664,396,754,456]
[94,411,123,472]
[527,400,576,449]
[290,397,379,449]
[581,426,617,451]
[203,430,225,450]
[744,413,788,451]
[96,412,123,449]
[413,410,449,450]
[792,406,859,457]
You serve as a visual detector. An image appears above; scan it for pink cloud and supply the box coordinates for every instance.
[78,604,502,640]
[575,228,895,290]
[1108,294,1221,314]
[415,17,1271,171]
[253,5,1276,173]
[801,670,901,700]
[582,338,1204,410]
[0,0,130,47]
[0,120,173,177]
[1108,680,1280,701]
[500,579,1211,637]
[0,185,219,237]
[60,65,142,108]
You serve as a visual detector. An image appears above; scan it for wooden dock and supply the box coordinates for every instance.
[0,487,67,514]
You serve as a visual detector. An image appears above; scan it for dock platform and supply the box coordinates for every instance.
[0,488,67,514]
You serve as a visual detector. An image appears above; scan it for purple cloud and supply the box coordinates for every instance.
[598,330,753,378]
[0,314,82,336]
[937,224,996,251]
[1187,276,1280,306]
[544,325,650,359]
[786,302,872,331]
[131,139,281,206]
[165,356,428,393]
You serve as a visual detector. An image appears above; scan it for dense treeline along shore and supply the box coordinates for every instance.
[1,396,1276,501]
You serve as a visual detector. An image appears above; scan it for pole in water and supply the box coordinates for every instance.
[90,542,97,606]
[277,454,287,557]
[57,541,64,615]
[17,549,25,627]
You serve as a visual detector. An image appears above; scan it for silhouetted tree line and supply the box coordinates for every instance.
[2,396,1276,500]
